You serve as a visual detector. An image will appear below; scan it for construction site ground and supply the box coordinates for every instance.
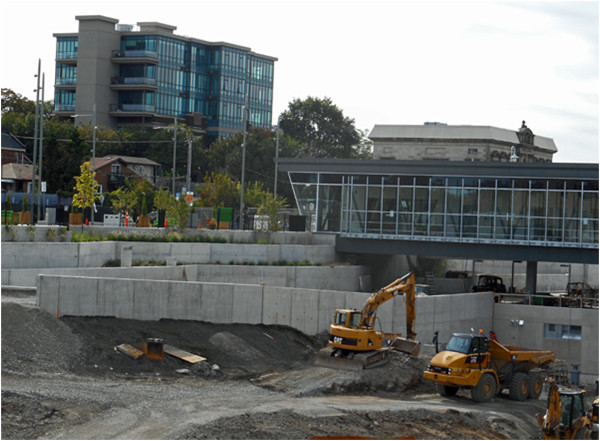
[2,295,550,440]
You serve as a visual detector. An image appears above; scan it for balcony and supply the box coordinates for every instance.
[109,103,155,117]
[111,50,159,64]
[55,78,77,90]
[54,104,76,116]
[110,76,158,91]
[56,51,78,64]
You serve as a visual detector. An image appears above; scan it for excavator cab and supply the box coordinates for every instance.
[334,310,362,328]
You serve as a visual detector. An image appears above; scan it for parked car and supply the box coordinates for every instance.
[472,275,507,293]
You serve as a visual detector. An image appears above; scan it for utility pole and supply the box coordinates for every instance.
[239,94,248,230]
[186,134,192,194]
[37,73,45,222]
[274,125,280,197]
[30,59,41,225]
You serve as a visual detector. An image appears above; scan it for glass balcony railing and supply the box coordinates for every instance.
[109,104,155,113]
[56,78,77,86]
[55,104,75,112]
[111,50,158,59]
[111,76,157,86]
[56,51,78,60]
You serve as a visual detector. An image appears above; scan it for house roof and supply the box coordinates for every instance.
[92,156,128,170]
[1,163,38,180]
[1,132,27,151]
[368,124,557,153]
[103,155,160,167]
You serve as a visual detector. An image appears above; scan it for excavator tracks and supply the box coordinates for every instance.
[315,346,390,371]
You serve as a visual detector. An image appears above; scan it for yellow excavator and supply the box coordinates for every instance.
[316,272,420,370]
[537,379,598,440]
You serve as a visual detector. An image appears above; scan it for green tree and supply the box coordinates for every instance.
[257,193,287,232]
[278,96,371,159]
[1,89,36,114]
[168,194,190,230]
[154,188,175,212]
[72,162,100,215]
[195,172,239,208]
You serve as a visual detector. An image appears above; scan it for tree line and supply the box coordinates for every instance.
[1,88,373,218]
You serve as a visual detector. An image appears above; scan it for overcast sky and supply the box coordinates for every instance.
[2,0,598,163]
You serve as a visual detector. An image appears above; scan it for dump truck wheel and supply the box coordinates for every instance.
[527,371,543,399]
[509,372,529,401]
[438,384,458,397]
[471,374,497,402]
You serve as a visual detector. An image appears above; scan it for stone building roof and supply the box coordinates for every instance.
[369,123,557,153]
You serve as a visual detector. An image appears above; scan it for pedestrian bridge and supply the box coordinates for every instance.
[279,159,598,264]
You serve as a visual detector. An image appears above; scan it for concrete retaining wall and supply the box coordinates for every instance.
[3,264,369,292]
[37,274,493,341]
[1,241,338,270]
[493,303,599,384]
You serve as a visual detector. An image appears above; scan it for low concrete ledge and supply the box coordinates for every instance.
[1,285,37,297]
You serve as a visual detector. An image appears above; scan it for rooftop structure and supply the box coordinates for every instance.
[369,121,557,162]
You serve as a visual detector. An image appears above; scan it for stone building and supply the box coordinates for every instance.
[369,121,556,162]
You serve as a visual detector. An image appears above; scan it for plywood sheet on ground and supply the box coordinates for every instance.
[164,344,206,363]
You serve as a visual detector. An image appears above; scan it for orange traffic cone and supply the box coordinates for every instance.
[85,218,89,226]
[164,218,168,228]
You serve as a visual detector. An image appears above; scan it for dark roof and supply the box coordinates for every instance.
[1,132,26,151]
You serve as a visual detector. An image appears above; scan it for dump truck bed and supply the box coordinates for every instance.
[489,340,554,366]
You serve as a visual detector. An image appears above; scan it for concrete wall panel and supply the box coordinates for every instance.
[232,284,263,324]
[133,280,169,321]
[291,288,319,335]
[166,281,202,321]
[200,283,233,323]
[262,285,291,326]
[98,277,135,318]
[38,275,60,314]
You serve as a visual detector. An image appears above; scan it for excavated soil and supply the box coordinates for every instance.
[2,300,548,439]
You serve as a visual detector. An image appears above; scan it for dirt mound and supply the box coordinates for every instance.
[175,408,517,440]
[1,303,318,380]
[1,303,83,376]
[254,352,435,397]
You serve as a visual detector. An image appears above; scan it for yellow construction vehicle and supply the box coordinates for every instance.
[537,379,597,439]
[424,331,555,402]
[316,272,420,370]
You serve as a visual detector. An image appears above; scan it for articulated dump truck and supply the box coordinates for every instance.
[424,331,555,402]
[316,272,420,370]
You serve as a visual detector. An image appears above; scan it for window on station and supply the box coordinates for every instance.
[543,324,582,340]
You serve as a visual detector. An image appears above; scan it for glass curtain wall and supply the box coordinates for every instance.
[289,172,599,247]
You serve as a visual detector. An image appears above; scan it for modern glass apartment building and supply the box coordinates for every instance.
[280,159,599,251]
[54,16,276,144]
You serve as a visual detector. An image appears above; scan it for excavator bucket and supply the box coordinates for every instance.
[315,346,390,370]
[390,337,421,356]
[142,338,164,360]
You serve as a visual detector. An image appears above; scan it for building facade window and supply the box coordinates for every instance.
[288,172,599,248]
